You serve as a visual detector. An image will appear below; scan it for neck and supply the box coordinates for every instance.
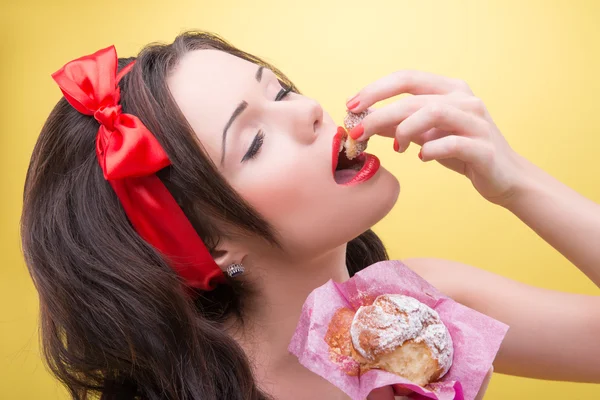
[251,245,349,324]
[234,244,350,397]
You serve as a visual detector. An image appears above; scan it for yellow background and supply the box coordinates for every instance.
[1,0,599,398]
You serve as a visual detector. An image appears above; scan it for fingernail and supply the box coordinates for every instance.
[348,123,364,140]
[393,138,399,152]
[418,149,424,161]
[346,94,360,110]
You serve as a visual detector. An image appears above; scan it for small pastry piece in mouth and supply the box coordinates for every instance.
[343,110,371,160]
[334,132,367,184]
[344,138,368,161]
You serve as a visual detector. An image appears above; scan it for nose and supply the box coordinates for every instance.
[277,97,324,143]
[307,98,324,134]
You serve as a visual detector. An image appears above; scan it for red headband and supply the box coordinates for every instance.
[51,45,225,291]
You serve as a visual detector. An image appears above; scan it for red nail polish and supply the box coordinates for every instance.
[346,95,360,110]
[393,139,399,152]
[418,150,423,160]
[348,123,364,140]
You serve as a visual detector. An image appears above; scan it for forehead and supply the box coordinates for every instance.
[167,50,258,153]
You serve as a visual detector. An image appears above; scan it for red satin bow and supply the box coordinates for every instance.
[52,46,225,291]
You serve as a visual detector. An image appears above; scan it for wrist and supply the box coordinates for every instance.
[498,154,544,212]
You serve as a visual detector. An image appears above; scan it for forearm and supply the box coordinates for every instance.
[504,157,600,286]
[476,282,600,382]
[405,258,600,383]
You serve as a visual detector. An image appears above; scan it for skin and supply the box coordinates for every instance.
[168,51,600,399]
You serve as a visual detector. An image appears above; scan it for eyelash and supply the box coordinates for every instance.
[241,130,265,162]
[241,86,292,162]
[275,86,292,101]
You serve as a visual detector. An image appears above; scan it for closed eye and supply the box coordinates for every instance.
[241,87,292,162]
[240,86,291,163]
[241,130,265,162]
[275,86,292,101]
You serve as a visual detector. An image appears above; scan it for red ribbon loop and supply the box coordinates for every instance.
[51,45,225,291]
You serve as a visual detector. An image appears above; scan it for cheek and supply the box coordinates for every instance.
[235,160,328,228]
[232,162,401,256]
[232,158,345,254]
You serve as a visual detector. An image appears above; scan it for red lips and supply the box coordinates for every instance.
[332,126,347,174]
[332,126,380,186]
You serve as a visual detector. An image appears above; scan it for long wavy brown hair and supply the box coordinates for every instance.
[21,31,388,400]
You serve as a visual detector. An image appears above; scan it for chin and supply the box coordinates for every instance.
[370,169,400,224]
[382,169,401,209]
[349,168,400,238]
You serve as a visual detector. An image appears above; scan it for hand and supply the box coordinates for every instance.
[366,367,494,400]
[346,70,527,205]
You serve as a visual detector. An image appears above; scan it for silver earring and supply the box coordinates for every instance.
[226,263,245,278]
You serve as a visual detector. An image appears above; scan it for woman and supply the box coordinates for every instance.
[21,31,600,400]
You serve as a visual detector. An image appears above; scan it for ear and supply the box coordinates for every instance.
[211,238,247,273]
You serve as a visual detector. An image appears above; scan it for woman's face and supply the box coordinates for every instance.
[168,50,400,258]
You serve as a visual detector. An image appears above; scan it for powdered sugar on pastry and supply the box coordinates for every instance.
[350,294,453,378]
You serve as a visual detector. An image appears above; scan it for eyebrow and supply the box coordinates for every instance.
[220,65,263,166]
[255,66,264,82]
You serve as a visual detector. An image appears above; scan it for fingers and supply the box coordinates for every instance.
[419,127,449,145]
[394,103,489,153]
[394,127,448,151]
[350,95,486,143]
[366,386,395,400]
[416,130,469,175]
[347,70,474,113]
[367,369,493,400]
[420,135,492,169]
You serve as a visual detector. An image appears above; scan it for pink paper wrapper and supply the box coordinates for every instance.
[289,261,509,400]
